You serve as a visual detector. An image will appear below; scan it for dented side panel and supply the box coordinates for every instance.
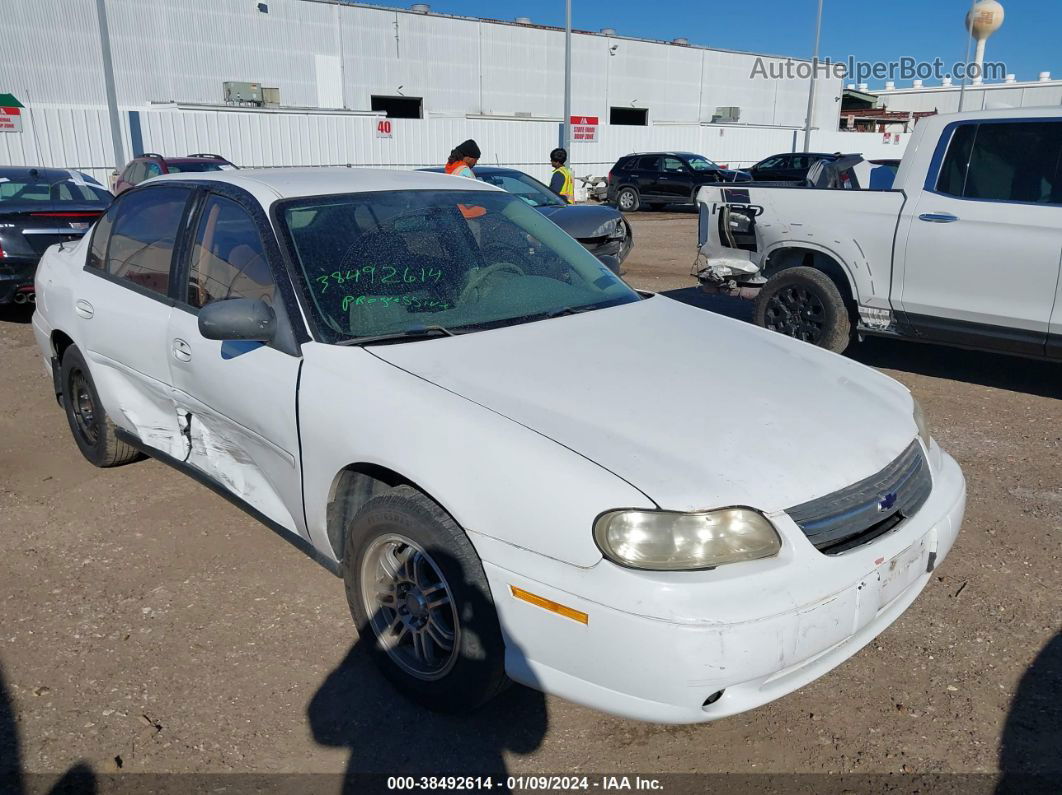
[693,184,908,315]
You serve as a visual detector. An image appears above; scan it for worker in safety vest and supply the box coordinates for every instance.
[445,139,481,178]
[548,147,575,204]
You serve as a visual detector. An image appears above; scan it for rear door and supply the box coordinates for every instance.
[632,156,662,197]
[166,190,306,535]
[77,184,193,459]
[896,118,1062,357]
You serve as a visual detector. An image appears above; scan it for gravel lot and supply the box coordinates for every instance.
[0,209,1058,791]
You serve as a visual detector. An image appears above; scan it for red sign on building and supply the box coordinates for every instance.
[570,115,599,143]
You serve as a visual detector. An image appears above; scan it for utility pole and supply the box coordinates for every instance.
[802,0,823,152]
[563,0,572,152]
[94,0,125,172]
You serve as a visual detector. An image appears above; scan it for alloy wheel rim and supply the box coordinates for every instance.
[764,286,826,344]
[69,370,99,445]
[619,192,634,210]
[360,534,460,680]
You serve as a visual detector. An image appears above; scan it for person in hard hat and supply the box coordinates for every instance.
[548,148,575,204]
[445,140,481,178]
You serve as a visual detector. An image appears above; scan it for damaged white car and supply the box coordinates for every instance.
[32,168,965,723]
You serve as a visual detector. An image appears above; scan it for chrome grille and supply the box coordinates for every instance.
[786,441,932,555]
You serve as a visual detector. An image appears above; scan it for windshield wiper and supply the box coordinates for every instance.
[338,325,458,346]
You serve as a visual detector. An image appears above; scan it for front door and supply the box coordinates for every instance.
[166,191,306,535]
[659,156,694,201]
[896,118,1062,356]
[76,185,193,459]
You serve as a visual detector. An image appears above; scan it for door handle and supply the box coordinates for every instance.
[74,299,94,319]
[918,212,959,223]
[172,338,192,362]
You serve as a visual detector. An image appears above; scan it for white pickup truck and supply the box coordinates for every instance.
[693,107,1062,360]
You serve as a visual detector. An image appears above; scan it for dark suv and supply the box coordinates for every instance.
[745,152,838,182]
[113,153,236,194]
[606,152,751,212]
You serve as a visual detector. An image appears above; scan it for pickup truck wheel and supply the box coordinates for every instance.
[615,187,640,212]
[60,346,143,467]
[754,267,852,353]
[342,485,509,713]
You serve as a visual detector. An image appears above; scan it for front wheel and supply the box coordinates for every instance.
[342,485,509,713]
[753,266,853,353]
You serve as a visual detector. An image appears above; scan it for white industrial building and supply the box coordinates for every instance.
[1,0,888,189]
[877,74,1062,114]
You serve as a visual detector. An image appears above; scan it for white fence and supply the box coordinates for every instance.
[0,103,909,194]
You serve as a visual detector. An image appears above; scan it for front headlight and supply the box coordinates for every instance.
[913,398,931,446]
[594,508,781,571]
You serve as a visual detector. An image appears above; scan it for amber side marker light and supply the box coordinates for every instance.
[510,586,589,625]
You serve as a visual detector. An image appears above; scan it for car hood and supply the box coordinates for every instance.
[534,204,624,239]
[370,296,918,513]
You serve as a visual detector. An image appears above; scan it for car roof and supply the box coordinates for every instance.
[149,167,504,202]
[0,166,100,184]
[622,152,703,158]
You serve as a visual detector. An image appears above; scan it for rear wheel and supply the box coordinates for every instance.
[342,485,509,713]
[615,187,640,212]
[60,346,142,467]
[753,266,853,353]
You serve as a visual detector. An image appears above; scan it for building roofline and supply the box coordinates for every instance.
[298,0,817,64]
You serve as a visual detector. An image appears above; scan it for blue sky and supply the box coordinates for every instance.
[365,0,1061,88]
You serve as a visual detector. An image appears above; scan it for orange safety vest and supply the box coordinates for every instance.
[445,160,486,218]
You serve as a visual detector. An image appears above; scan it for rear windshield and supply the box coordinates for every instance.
[0,180,111,203]
[165,161,233,173]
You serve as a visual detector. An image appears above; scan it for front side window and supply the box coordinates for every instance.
[686,156,721,172]
[279,190,640,343]
[936,121,1062,204]
[187,195,276,308]
[663,157,686,173]
[104,186,190,296]
[143,161,164,179]
[476,172,564,208]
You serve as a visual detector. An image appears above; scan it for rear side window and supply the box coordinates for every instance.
[186,195,276,308]
[636,156,660,170]
[87,205,118,269]
[936,121,1062,204]
[104,186,191,296]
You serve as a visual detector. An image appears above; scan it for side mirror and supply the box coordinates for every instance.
[198,298,276,342]
[597,254,621,275]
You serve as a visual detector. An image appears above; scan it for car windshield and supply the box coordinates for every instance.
[0,179,111,203]
[476,171,565,208]
[686,156,720,172]
[280,189,640,343]
[166,162,231,173]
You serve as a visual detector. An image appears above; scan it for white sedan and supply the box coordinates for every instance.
[31,168,966,723]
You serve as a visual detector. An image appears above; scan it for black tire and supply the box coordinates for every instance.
[615,187,640,212]
[60,346,143,467]
[753,266,853,353]
[342,485,509,713]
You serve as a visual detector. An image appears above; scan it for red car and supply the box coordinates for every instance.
[112,153,236,194]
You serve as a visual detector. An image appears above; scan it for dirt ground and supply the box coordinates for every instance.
[0,210,1059,790]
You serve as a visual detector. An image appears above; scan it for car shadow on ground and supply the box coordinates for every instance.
[998,632,1062,792]
[0,660,98,795]
[0,305,33,325]
[307,548,548,794]
[660,288,1062,400]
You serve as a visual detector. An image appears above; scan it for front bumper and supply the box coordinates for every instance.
[482,447,965,723]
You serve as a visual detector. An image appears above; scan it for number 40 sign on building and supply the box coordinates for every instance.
[570,115,598,143]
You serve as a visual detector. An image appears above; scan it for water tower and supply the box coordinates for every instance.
[966,0,1004,85]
